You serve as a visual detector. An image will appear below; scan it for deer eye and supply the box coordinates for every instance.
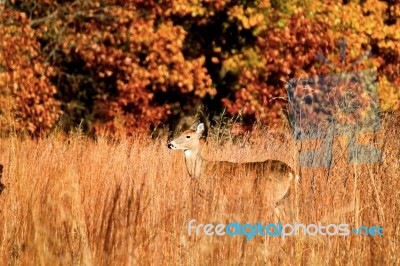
[186,136,191,138]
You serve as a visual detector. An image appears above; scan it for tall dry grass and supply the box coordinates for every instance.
[0,113,399,265]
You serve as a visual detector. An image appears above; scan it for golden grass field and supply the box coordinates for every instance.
[0,113,399,265]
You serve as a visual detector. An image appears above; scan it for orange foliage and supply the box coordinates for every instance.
[0,8,61,136]
[1,0,399,135]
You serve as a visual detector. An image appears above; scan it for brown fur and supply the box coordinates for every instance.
[168,123,296,205]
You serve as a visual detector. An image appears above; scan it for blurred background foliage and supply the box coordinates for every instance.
[0,0,399,136]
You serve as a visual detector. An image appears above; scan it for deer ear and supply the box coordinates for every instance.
[196,123,205,136]
[189,121,200,130]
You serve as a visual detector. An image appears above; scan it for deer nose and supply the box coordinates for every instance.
[167,142,173,149]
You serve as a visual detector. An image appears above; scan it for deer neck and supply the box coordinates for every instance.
[183,147,204,179]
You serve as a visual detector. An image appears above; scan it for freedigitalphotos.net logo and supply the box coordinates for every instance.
[286,39,382,168]
[188,219,383,241]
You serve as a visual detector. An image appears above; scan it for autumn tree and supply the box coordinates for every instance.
[0,7,61,136]
[2,0,399,135]
[10,0,215,134]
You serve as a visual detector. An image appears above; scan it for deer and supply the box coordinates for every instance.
[167,122,299,209]
[0,164,4,195]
